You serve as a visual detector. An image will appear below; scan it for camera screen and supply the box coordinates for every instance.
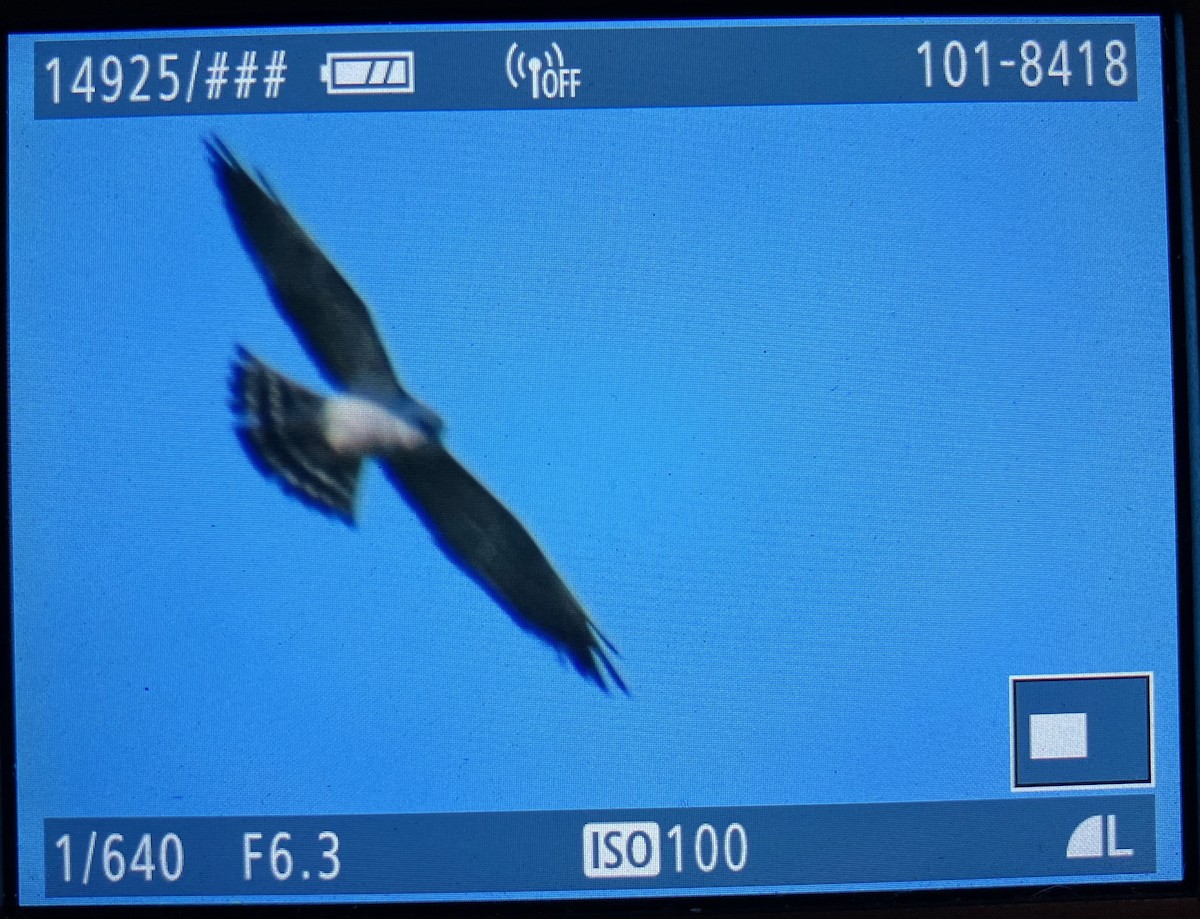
[6,14,1186,906]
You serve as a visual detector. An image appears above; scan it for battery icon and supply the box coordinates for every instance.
[320,51,415,94]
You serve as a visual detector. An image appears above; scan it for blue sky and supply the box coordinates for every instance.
[7,17,1182,901]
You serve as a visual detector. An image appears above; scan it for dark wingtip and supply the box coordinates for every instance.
[583,639,628,696]
[206,135,243,216]
[592,623,623,660]
[204,133,230,160]
[587,623,628,694]
[205,135,280,207]
[600,656,630,696]
[256,167,281,199]
[204,134,237,180]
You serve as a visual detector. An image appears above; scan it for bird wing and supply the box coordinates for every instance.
[383,444,627,693]
[207,137,406,400]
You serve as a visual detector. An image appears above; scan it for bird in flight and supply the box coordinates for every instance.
[206,138,626,693]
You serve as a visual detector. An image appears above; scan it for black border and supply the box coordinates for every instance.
[3,1,1199,917]
[0,0,1197,35]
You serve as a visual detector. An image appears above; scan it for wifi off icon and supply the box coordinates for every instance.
[505,42,582,100]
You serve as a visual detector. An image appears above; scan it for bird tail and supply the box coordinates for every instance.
[230,347,364,525]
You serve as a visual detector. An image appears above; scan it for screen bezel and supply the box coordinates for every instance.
[3,1,1198,916]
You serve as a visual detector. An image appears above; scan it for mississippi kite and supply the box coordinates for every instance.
[207,138,626,693]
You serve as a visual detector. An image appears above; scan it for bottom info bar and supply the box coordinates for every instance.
[44,796,1155,899]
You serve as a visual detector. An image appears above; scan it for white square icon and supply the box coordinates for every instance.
[1029,712,1088,760]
